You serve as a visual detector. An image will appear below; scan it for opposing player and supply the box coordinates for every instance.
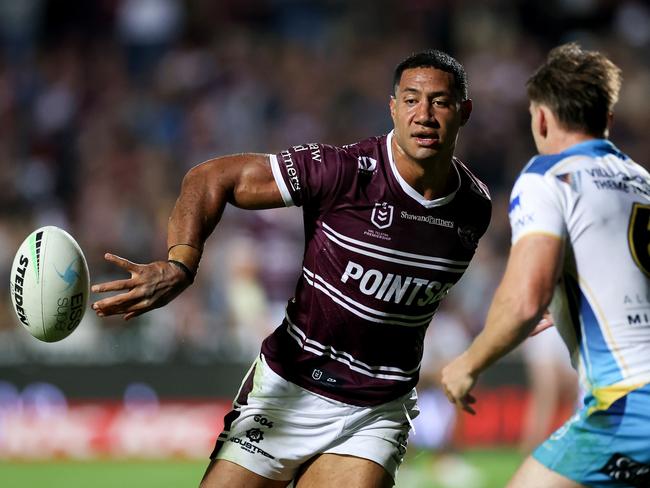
[441,43,650,487]
[92,50,491,488]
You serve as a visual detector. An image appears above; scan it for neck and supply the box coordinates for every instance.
[391,137,455,200]
[543,131,602,155]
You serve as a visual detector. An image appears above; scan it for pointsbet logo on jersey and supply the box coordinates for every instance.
[340,260,454,306]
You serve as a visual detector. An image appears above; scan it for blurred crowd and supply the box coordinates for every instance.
[1,0,649,365]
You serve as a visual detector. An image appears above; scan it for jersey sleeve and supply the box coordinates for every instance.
[269,143,354,209]
[509,172,566,245]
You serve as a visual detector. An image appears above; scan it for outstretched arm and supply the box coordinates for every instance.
[441,234,564,414]
[92,154,285,320]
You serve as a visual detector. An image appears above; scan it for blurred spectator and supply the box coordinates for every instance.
[1,0,649,368]
[407,305,486,488]
[518,328,578,454]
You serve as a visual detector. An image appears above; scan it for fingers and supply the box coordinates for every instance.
[91,278,136,315]
[92,253,143,317]
[91,255,180,321]
[124,310,145,321]
[91,279,133,293]
[530,310,555,337]
[442,381,477,415]
[92,288,139,317]
[445,391,477,415]
[460,394,477,415]
[103,253,138,272]
[529,318,554,337]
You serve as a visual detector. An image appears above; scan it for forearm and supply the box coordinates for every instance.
[441,235,562,413]
[92,154,282,319]
[464,286,545,375]
[167,154,283,274]
[166,159,228,272]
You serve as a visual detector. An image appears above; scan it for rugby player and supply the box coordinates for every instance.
[92,49,491,488]
[442,43,650,487]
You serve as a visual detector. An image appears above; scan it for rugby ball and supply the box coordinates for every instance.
[9,226,90,342]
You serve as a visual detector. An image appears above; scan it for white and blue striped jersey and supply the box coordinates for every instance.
[509,139,650,410]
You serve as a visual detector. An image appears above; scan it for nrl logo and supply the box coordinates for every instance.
[371,202,394,229]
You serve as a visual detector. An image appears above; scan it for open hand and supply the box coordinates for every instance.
[91,253,191,321]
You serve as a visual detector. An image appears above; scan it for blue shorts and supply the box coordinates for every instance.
[533,382,650,487]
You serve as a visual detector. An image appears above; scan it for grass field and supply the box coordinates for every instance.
[396,448,523,488]
[0,449,523,488]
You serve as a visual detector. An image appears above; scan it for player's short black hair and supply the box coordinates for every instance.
[527,43,622,137]
[393,50,468,101]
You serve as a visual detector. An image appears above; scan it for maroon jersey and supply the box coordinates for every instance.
[262,132,491,406]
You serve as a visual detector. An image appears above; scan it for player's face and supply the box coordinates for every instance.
[390,67,470,165]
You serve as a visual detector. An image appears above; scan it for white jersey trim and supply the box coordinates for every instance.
[322,224,467,273]
[386,131,460,208]
[269,154,294,207]
[302,267,435,327]
[322,222,469,266]
[285,313,420,381]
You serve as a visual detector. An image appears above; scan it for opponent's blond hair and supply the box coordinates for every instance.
[527,43,622,137]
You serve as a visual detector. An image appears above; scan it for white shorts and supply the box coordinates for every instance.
[211,354,419,481]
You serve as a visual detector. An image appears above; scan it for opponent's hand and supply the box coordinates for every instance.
[440,353,478,415]
[91,253,192,321]
[529,311,554,337]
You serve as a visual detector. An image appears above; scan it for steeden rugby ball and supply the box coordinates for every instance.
[9,226,90,342]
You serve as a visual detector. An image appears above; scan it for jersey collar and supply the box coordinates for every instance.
[386,130,460,208]
[561,138,628,160]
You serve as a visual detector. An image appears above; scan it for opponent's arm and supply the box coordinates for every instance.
[441,234,564,413]
[92,154,285,320]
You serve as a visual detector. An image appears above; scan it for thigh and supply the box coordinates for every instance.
[210,355,354,481]
[294,453,393,488]
[200,459,290,488]
[507,456,585,488]
[321,387,418,481]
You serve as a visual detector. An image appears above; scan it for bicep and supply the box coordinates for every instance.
[230,154,286,209]
[192,153,286,210]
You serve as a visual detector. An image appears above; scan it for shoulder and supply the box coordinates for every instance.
[455,158,491,203]
[452,158,492,236]
[340,134,389,173]
[521,153,569,176]
[298,134,388,168]
[522,139,630,176]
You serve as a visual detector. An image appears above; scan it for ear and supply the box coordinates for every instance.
[537,105,549,139]
[389,96,397,121]
[459,99,472,126]
[605,111,614,137]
